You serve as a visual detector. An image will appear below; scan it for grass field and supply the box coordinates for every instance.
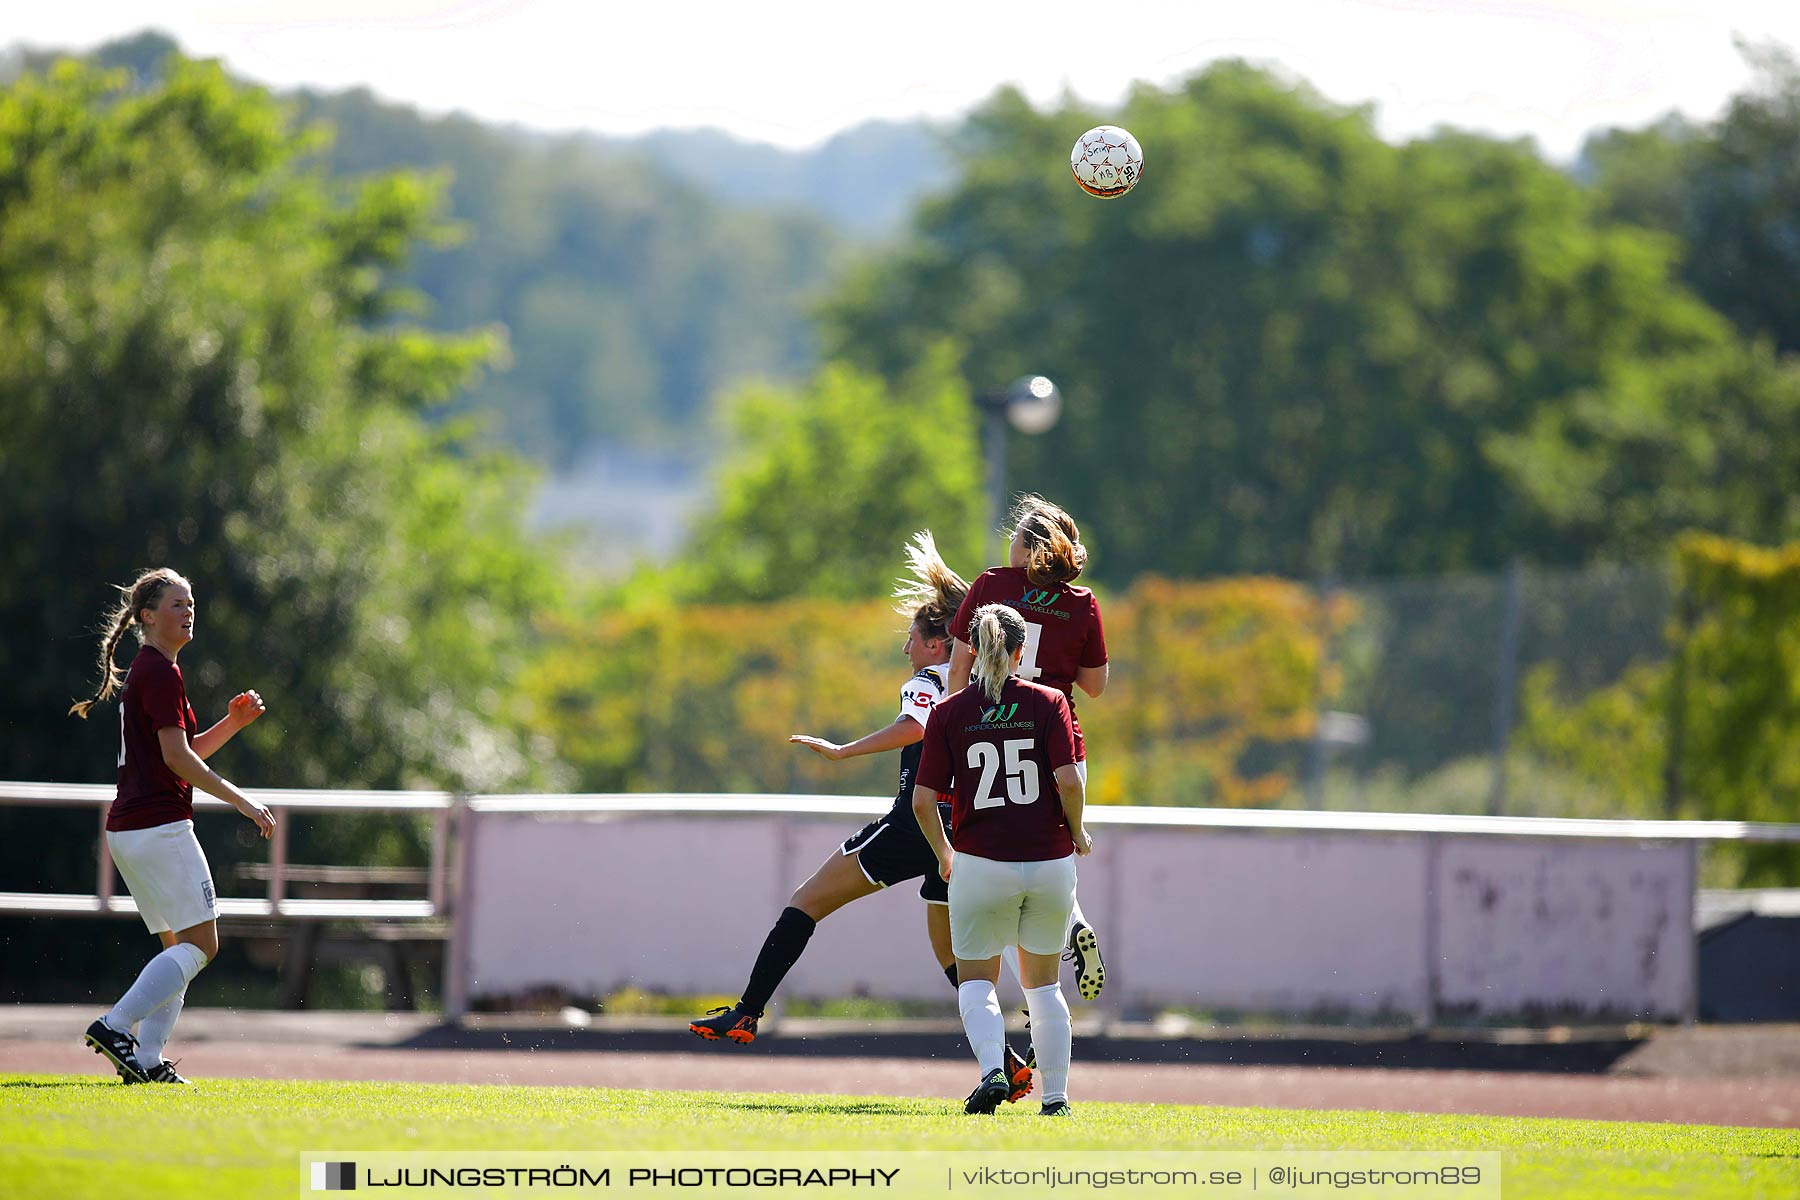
[2,1074,1795,1199]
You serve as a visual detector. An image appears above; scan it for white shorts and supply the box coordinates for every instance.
[949,851,1077,959]
[106,819,218,935]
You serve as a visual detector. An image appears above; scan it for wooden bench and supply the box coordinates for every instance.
[231,863,445,1009]
[0,781,460,1013]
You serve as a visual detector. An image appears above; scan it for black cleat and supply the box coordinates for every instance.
[127,1059,190,1085]
[964,1067,1009,1115]
[1020,1009,1037,1071]
[1003,1043,1033,1103]
[1065,919,1106,1001]
[688,1004,762,1044]
[1040,1099,1073,1118]
[84,1018,149,1084]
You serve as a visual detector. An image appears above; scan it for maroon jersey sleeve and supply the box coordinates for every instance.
[915,706,954,794]
[949,570,993,645]
[138,657,189,730]
[1045,689,1077,771]
[1080,594,1108,669]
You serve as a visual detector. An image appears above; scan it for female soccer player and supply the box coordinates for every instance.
[688,533,1032,1102]
[948,495,1108,1002]
[914,602,1091,1116]
[69,568,276,1084]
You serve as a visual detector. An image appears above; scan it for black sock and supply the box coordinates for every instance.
[944,963,958,989]
[740,906,817,1013]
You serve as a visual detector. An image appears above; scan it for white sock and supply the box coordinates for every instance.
[106,943,207,1032]
[136,985,187,1065]
[957,979,1005,1076]
[1025,982,1073,1103]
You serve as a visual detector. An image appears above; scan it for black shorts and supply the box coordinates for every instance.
[840,803,953,904]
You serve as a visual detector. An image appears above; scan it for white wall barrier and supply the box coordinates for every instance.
[450,798,1745,1023]
[4,783,1783,1024]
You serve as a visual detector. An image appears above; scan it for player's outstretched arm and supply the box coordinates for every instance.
[789,716,922,762]
[158,726,277,839]
[192,689,267,760]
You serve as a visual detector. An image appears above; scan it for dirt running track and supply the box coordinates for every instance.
[7,1036,1798,1129]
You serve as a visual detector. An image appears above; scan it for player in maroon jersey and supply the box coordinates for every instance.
[68,568,275,1084]
[914,602,1092,1116]
[948,495,1107,1002]
[688,535,1030,1102]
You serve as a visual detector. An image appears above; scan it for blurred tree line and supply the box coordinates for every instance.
[0,57,563,896]
[823,53,1800,584]
[529,576,1331,807]
[291,83,852,463]
[5,31,854,467]
[1519,534,1800,884]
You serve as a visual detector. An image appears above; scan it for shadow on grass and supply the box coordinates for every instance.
[387,1026,1647,1074]
[1,1079,116,1089]
[712,1099,926,1116]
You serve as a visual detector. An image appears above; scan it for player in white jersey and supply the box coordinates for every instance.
[688,533,1034,1102]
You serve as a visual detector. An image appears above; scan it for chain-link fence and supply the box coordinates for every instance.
[1309,561,1676,818]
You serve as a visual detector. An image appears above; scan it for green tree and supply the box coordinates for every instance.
[0,57,563,888]
[1515,535,1800,883]
[5,31,856,468]
[291,84,852,463]
[824,64,1790,580]
[662,349,988,603]
[1588,41,1800,355]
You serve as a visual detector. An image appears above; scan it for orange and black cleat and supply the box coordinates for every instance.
[689,1004,763,1044]
[1003,1043,1034,1103]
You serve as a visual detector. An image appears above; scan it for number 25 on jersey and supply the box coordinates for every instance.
[967,739,1041,809]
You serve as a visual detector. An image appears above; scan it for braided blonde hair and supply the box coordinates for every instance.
[69,568,190,718]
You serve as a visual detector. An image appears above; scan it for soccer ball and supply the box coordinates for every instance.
[1070,125,1143,198]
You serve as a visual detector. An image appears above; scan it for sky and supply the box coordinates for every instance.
[12,1,1800,159]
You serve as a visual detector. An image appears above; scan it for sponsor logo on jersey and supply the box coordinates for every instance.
[202,880,216,909]
[1017,589,1073,620]
[968,701,1032,731]
[905,690,932,708]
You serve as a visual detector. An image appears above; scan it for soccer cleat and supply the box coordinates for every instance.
[1065,919,1107,1001]
[964,1067,1009,1115]
[1040,1099,1073,1118]
[688,1004,762,1044]
[127,1059,190,1085]
[1003,1043,1034,1103]
[84,1018,149,1084]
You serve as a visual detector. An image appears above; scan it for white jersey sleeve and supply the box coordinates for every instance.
[898,665,949,728]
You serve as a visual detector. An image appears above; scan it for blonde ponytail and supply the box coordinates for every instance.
[69,568,189,718]
[969,603,1027,703]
